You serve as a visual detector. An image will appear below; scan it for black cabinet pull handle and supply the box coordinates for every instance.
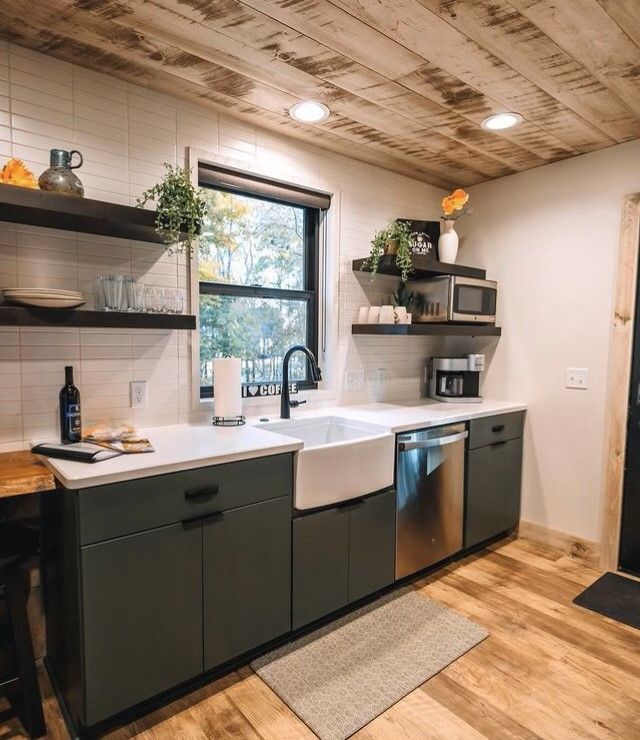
[185,484,219,502]
[491,440,508,448]
[337,497,365,510]
[492,424,505,433]
[182,511,224,526]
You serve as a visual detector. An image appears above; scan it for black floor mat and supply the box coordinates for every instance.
[573,572,640,629]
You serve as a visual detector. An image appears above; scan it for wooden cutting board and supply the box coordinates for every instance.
[0,450,56,497]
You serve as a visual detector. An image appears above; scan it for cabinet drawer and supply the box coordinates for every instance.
[468,411,524,450]
[78,453,293,544]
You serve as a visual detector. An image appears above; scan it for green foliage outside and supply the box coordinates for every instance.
[199,189,308,388]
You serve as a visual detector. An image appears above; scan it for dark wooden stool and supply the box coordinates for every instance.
[0,522,46,738]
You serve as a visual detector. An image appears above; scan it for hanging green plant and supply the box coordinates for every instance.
[363,219,414,282]
[137,163,206,254]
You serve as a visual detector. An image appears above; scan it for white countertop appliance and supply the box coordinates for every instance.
[416,275,497,323]
[428,354,485,403]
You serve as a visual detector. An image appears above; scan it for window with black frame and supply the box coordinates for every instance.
[198,164,329,399]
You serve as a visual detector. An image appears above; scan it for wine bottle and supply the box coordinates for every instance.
[59,365,82,444]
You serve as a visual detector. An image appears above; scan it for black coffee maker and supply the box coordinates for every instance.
[427,354,485,403]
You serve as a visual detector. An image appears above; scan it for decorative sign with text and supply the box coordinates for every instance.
[241,382,298,398]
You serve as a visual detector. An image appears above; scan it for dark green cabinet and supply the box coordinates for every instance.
[349,489,396,603]
[465,432,523,549]
[203,497,291,668]
[81,524,203,725]
[43,453,294,735]
[292,505,349,630]
[292,489,395,629]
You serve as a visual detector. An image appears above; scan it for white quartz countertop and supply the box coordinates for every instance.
[247,398,527,435]
[39,423,303,489]
[39,398,526,489]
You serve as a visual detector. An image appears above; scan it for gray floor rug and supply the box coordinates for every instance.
[251,587,488,740]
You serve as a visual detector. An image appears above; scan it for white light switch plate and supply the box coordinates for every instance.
[130,380,147,407]
[566,367,589,390]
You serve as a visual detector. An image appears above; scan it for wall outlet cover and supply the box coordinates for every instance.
[566,367,589,390]
[130,380,148,407]
[345,369,365,391]
[369,368,387,386]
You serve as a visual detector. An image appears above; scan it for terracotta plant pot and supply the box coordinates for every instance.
[385,239,398,255]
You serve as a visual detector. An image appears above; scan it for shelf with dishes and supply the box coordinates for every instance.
[0,279,195,330]
[352,323,501,337]
[0,305,196,330]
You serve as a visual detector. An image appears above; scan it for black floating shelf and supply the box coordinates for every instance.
[0,183,165,243]
[0,305,196,330]
[352,323,501,337]
[353,255,486,281]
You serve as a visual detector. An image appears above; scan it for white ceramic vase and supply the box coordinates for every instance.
[438,219,459,264]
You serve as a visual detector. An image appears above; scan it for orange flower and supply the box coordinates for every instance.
[450,188,469,209]
[441,195,456,216]
[442,188,469,218]
[0,158,38,188]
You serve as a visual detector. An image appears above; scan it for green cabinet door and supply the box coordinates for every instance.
[292,506,349,629]
[348,490,396,603]
[81,523,203,726]
[203,497,292,670]
[465,438,523,549]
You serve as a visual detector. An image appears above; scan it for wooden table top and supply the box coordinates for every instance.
[0,450,56,498]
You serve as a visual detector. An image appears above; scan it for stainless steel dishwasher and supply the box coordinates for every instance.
[395,423,467,579]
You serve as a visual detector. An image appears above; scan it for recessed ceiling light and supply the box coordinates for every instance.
[289,100,330,124]
[481,112,523,131]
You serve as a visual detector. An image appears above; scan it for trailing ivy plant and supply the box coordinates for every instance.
[363,219,414,282]
[137,163,206,254]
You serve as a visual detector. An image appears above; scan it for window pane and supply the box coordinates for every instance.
[200,294,309,387]
[199,189,305,290]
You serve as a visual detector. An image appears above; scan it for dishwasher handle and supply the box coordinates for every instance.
[398,430,468,452]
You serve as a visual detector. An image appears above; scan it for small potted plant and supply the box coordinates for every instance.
[137,163,206,254]
[363,219,414,282]
[391,282,415,311]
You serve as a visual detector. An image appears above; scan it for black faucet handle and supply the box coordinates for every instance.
[289,399,307,408]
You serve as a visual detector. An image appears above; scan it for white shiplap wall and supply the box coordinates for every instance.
[0,41,448,449]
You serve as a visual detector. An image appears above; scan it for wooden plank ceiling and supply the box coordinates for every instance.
[1,0,639,188]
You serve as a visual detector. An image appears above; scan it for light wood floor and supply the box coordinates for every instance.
[3,537,640,739]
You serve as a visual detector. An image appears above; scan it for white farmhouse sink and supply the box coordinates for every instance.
[259,416,395,510]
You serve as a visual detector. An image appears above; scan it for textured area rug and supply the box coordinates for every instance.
[251,587,488,740]
[573,572,640,629]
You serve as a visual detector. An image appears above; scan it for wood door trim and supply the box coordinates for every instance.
[600,193,640,571]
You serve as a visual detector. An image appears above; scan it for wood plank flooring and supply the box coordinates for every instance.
[3,537,639,739]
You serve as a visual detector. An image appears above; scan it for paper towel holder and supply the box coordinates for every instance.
[212,415,246,427]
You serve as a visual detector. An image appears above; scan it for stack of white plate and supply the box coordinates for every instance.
[2,288,85,308]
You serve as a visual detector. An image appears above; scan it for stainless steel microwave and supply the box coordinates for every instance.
[417,275,497,323]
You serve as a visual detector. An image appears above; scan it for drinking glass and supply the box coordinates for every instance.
[99,274,124,311]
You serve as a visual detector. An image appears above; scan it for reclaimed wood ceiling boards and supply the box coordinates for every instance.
[2,0,639,187]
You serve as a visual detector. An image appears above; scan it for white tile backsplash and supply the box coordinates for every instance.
[0,42,448,449]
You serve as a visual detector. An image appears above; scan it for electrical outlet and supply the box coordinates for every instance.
[345,369,365,391]
[130,380,147,408]
[369,368,387,386]
[565,367,589,390]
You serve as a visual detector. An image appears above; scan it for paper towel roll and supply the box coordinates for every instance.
[213,357,242,418]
